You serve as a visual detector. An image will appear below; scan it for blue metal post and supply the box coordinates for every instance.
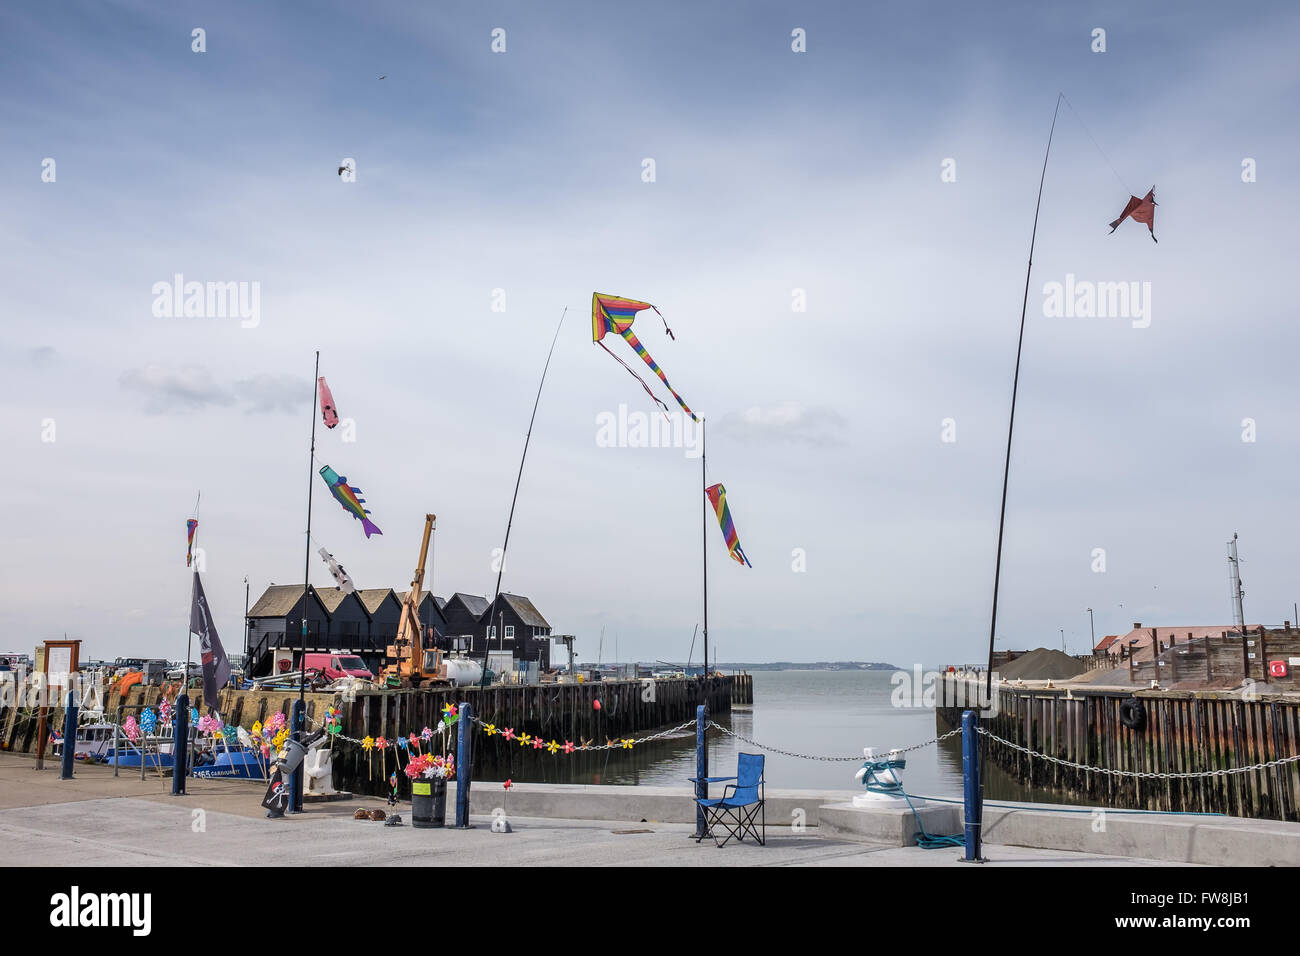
[961,709,984,861]
[59,690,78,780]
[289,699,306,812]
[171,693,189,794]
[694,704,708,838]
[456,702,472,827]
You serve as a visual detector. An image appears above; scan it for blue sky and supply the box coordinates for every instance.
[2,1,1298,667]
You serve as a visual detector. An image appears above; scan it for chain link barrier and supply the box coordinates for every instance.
[707,720,962,762]
[976,726,1300,780]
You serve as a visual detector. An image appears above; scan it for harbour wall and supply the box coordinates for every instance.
[936,676,1300,822]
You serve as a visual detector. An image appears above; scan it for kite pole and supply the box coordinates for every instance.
[300,351,320,704]
[985,92,1063,697]
[480,307,568,686]
[702,418,708,677]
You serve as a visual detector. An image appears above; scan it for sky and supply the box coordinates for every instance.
[2,1,1298,668]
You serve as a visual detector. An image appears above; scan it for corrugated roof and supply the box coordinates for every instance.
[501,593,550,629]
[248,585,308,618]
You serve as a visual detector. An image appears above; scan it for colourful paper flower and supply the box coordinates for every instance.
[502,727,514,741]
[503,779,512,790]
[409,733,420,750]
[519,733,532,747]
[532,736,544,750]
[442,703,458,718]
[361,736,374,751]
[420,726,433,741]
[376,736,388,750]
[621,738,634,750]
[546,740,559,754]
[563,740,575,754]
[484,723,497,736]
[397,737,409,751]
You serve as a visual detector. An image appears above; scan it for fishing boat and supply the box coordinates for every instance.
[50,722,119,762]
[190,745,268,780]
[99,739,176,770]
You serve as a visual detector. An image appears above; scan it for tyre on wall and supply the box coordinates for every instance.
[1119,696,1147,731]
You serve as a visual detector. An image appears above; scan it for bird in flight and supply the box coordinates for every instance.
[378,75,386,80]
[337,162,353,177]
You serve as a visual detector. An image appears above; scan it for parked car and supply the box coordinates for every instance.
[302,653,374,683]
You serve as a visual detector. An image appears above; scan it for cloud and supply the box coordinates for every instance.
[119,364,236,413]
[714,401,848,447]
[234,374,309,415]
[119,366,308,415]
[29,346,57,366]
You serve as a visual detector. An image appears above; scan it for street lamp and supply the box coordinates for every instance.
[1086,607,1095,651]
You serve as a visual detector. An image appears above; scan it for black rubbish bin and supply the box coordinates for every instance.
[411,778,447,828]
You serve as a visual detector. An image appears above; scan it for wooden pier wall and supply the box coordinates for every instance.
[1,674,748,767]
[936,676,1300,821]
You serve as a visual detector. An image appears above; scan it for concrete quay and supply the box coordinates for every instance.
[3,755,1291,866]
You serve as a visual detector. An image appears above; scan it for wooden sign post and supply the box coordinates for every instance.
[35,639,81,771]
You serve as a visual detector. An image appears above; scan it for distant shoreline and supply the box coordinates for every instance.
[581,661,901,672]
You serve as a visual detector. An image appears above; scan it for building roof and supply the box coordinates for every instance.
[1094,634,1122,653]
[317,589,360,614]
[248,585,313,618]
[449,592,490,618]
[357,588,399,615]
[434,596,447,610]
[499,593,550,629]
[1118,625,1245,663]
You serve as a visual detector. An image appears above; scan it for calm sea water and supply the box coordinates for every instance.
[470,670,1071,802]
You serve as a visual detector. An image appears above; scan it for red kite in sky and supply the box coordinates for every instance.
[1108,188,1157,242]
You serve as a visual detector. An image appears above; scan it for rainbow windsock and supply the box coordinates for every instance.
[592,293,697,421]
[706,483,751,567]
[186,519,198,567]
[319,465,382,538]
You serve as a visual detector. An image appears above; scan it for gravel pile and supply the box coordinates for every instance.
[999,647,1088,681]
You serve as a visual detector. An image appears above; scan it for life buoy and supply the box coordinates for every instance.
[1119,697,1146,731]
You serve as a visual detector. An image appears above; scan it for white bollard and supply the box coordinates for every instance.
[852,747,924,808]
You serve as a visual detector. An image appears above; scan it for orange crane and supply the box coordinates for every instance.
[383,514,445,687]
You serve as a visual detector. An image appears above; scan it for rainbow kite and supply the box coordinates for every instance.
[706,483,751,567]
[319,465,382,538]
[592,293,697,421]
[186,519,198,567]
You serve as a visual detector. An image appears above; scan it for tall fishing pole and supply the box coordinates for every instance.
[985,92,1063,697]
[480,307,568,686]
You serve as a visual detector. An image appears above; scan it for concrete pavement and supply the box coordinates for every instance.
[0,754,1189,866]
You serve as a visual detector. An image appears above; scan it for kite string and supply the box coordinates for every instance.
[598,339,671,420]
[1060,93,1132,195]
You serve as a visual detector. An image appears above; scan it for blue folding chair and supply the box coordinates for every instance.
[691,752,765,847]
